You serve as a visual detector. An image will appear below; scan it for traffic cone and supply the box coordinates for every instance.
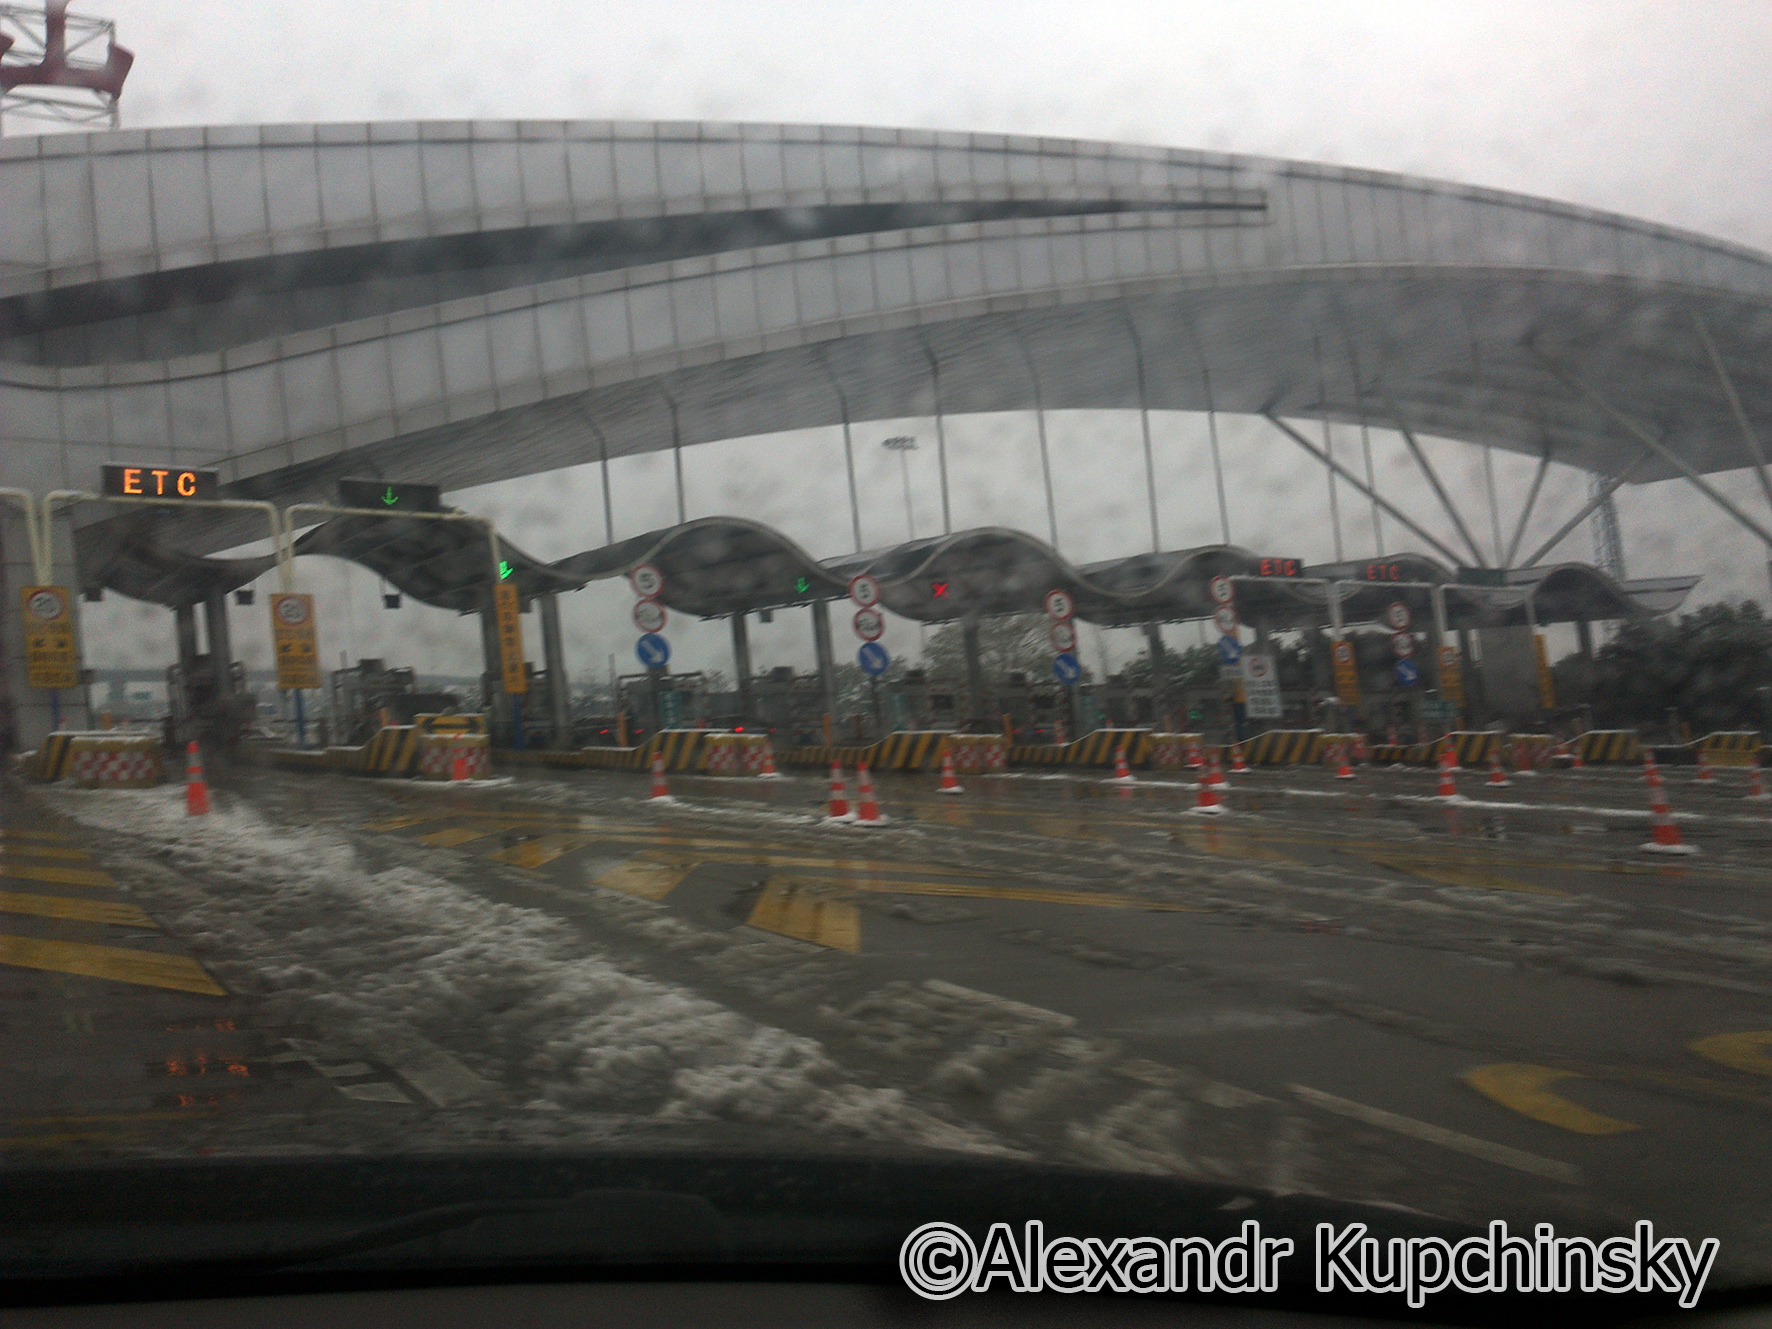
[1191,752,1226,815]
[1435,748,1459,802]
[1352,733,1369,764]
[184,741,209,817]
[1185,735,1204,769]
[758,740,781,779]
[1487,750,1511,788]
[1696,747,1714,784]
[1230,742,1248,773]
[1335,742,1355,781]
[1747,765,1769,802]
[936,750,963,795]
[824,763,855,824]
[1640,764,1697,855]
[1442,735,1462,772]
[1570,738,1585,770]
[1203,750,1227,788]
[1109,746,1135,784]
[648,752,674,802]
[852,763,889,827]
[450,748,468,782]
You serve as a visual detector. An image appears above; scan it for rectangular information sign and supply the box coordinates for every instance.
[20,586,79,689]
[1330,638,1361,705]
[269,593,320,690]
[102,465,219,501]
[1533,633,1557,710]
[494,582,528,695]
[1242,650,1283,719]
[1436,644,1465,706]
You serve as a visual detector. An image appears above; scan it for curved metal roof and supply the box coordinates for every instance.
[5,121,1770,531]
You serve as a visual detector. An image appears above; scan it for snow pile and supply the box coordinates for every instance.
[43,786,1006,1154]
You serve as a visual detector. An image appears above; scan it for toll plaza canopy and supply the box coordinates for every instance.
[78,511,1697,632]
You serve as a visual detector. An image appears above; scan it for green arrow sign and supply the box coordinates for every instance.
[795,576,810,594]
[499,560,514,580]
[381,486,399,506]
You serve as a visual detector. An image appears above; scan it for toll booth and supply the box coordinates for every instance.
[165,657,255,751]
[329,658,460,745]
[617,670,710,739]
[876,668,964,734]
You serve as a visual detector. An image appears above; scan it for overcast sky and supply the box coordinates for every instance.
[50,0,1772,685]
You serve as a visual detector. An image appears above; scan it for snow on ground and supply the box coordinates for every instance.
[41,785,1009,1155]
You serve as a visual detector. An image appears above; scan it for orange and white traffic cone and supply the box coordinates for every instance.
[1435,748,1459,802]
[824,763,855,824]
[1191,752,1226,815]
[184,740,210,816]
[1204,750,1227,788]
[1335,742,1355,781]
[758,740,781,779]
[852,762,889,827]
[450,748,468,782]
[1185,736,1204,770]
[1109,746,1135,784]
[1747,765,1769,802]
[936,750,963,795]
[1570,739,1585,770]
[1442,735,1462,772]
[1696,747,1714,784]
[1487,750,1511,788]
[648,752,674,802]
[1230,742,1248,773]
[1640,762,1697,855]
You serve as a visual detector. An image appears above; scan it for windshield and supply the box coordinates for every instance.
[3,2,1771,1320]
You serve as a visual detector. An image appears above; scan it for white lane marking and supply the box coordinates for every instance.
[922,979,1077,1028]
[388,1044,501,1107]
[1289,1083,1581,1184]
[338,1082,415,1103]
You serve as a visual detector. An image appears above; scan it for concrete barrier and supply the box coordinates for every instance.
[416,732,492,780]
[701,733,773,774]
[37,732,165,787]
[1692,732,1762,767]
[1011,728,1154,767]
[1574,730,1642,764]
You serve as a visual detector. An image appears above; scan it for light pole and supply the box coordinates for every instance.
[882,436,918,541]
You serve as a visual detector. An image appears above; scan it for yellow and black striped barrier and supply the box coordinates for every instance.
[34,731,80,782]
[1009,729,1155,767]
[1436,731,1501,767]
[872,731,951,770]
[1574,730,1641,764]
[1241,730,1323,765]
[1691,731,1762,767]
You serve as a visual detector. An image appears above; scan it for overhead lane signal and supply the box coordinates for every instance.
[337,478,443,513]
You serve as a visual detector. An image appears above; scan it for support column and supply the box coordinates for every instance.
[730,611,754,728]
[174,604,200,676]
[478,593,510,745]
[1143,622,1168,726]
[811,600,837,731]
[538,593,572,748]
[203,592,233,699]
[961,615,986,726]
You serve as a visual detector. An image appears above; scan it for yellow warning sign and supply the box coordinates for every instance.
[1330,639,1361,705]
[494,581,527,695]
[20,587,79,689]
[1532,632,1556,710]
[269,593,320,690]
[1437,644,1465,706]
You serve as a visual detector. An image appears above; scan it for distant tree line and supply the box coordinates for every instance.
[1553,601,1772,734]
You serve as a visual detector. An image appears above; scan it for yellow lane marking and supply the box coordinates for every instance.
[0,862,115,889]
[1364,855,1565,896]
[363,814,443,832]
[0,892,156,928]
[485,834,595,870]
[1689,1031,1772,1078]
[595,860,692,900]
[0,934,225,996]
[0,843,93,861]
[870,880,1203,911]
[1173,825,1301,865]
[747,877,860,952]
[415,825,508,847]
[0,830,72,842]
[1462,1063,1639,1134]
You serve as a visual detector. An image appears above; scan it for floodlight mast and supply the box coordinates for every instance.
[0,0,134,133]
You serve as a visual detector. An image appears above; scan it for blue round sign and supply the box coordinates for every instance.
[857,641,891,676]
[636,633,671,668]
[1216,635,1243,664]
[1052,652,1082,685]
[1394,658,1420,687]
